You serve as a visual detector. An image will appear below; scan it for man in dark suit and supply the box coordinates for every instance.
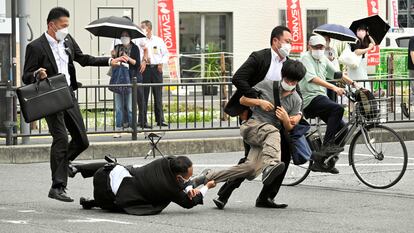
[217,26,301,209]
[22,7,127,202]
[71,156,216,215]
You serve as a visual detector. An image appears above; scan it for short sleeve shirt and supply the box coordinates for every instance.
[250,79,302,128]
[299,51,339,109]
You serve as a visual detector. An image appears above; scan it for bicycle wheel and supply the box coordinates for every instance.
[349,124,408,189]
[282,160,312,186]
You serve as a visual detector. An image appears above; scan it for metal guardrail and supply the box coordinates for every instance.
[1,77,414,145]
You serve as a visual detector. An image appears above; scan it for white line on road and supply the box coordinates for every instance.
[67,218,135,225]
[193,163,414,168]
[0,220,28,224]
[17,210,37,213]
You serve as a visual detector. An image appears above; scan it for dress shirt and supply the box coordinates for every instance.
[264,48,286,81]
[45,32,70,85]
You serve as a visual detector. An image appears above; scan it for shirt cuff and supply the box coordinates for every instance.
[108,58,113,66]
[184,185,193,193]
[199,186,208,197]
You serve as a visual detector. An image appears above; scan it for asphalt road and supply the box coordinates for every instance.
[0,141,414,233]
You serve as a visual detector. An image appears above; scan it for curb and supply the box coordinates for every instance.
[0,127,412,164]
[0,137,244,164]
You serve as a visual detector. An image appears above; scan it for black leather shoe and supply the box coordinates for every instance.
[262,162,285,186]
[191,169,211,187]
[213,197,227,210]
[48,187,74,202]
[310,161,339,174]
[329,167,340,174]
[157,122,168,127]
[80,197,95,209]
[255,197,288,209]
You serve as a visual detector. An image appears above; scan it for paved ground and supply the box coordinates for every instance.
[0,141,414,233]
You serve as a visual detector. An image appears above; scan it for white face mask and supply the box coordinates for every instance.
[55,27,68,41]
[311,49,325,60]
[120,36,131,45]
[279,43,291,58]
[281,79,296,91]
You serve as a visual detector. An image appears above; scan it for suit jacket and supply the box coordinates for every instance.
[225,49,273,116]
[115,157,203,216]
[22,33,110,90]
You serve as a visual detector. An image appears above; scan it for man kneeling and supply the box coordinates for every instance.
[71,156,215,215]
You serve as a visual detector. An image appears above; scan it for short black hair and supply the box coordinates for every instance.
[170,156,193,176]
[281,59,306,82]
[47,7,70,24]
[270,26,291,46]
[141,20,152,30]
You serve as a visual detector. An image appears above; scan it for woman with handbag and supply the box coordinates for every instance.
[110,31,141,138]
[347,24,376,91]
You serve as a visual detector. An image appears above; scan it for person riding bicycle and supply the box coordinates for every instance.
[299,35,359,173]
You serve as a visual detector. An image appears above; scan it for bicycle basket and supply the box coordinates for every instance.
[355,98,391,122]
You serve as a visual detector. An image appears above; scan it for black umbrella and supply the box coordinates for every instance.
[85,16,146,39]
[313,24,357,43]
[349,15,390,45]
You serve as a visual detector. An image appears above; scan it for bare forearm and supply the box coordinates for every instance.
[240,96,261,107]
[311,77,337,91]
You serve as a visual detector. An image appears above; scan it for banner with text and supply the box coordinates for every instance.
[366,0,380,66]
[286,0,304,53]
[157,0,179,79]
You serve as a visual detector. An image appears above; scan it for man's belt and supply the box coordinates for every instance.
[146,64,160,68]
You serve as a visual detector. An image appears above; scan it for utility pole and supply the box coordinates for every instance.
[18,0,30,144]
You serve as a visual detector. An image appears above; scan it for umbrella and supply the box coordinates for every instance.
[85,16,146,39]
[349,15,390,45]
[313,24,357,43]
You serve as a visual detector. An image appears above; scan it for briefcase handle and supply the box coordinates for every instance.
[35,77,54,92]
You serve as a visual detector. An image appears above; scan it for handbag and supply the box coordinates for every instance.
[16,73,74,123]
[108,66,131,94]
[338,45,362,69]
[272,81,311,165]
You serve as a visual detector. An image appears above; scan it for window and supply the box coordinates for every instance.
[398,0,414,27]
[179,13,233,81]
[306,10,327,41]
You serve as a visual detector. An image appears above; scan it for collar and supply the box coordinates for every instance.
[45,32,64,45]
[271,48,286,63]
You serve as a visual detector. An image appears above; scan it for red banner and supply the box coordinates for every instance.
[157,0,178,79]
[286,0,304,53]
[366,0,380,66]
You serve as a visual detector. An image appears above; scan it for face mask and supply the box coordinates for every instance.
[177,175,191,189]
[311,49,325,60]
[279,43,291,57]
[281,79,296,91]
[55,26,68,41]
[120,36,131,45]
[357,30,366,39]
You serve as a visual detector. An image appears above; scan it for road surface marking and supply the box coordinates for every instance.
[17,210,37,213]
[1,220,28,224]
[67,218,134,225]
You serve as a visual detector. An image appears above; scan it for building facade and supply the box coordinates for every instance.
[19,0,390,84]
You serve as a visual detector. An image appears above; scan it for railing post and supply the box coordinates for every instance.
[131,77,138,140]
[5,81,15,145]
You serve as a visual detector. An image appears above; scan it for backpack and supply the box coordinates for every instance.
[355,88,379,120]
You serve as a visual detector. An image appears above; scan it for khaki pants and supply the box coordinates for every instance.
[205,119,281,183]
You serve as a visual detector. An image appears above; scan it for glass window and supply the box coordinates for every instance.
[179,13,232,81]
[306,10,327,41]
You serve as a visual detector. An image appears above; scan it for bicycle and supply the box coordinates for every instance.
[283,87,408,189]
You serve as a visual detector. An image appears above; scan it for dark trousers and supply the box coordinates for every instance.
[217,116,291,201]
[303,95,346,144]
[45,92,89,188]
[136,73,147,125]
[75,162,107,178]
[143,65,164,124]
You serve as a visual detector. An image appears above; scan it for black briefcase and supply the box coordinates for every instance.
[17,74,74,123]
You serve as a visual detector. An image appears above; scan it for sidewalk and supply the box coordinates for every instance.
[1,123,413,164]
